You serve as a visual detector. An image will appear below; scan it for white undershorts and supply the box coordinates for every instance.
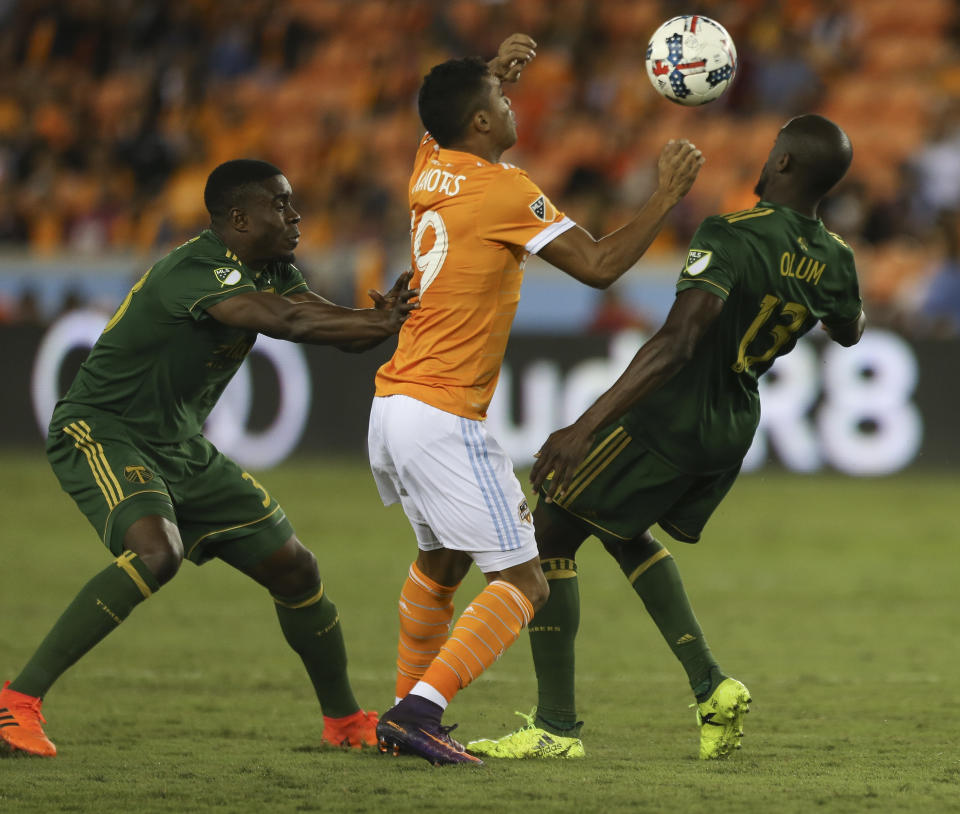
[368,394,537,573]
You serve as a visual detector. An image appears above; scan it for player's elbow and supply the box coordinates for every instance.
[827,312,866,347]
[831,333,860,348]
[658,329,699,368]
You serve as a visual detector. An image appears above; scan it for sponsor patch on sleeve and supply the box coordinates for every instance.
[213,267,243,287]
[683,249,712,276]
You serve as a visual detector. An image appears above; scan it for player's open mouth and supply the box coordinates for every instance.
[287,233,300,246]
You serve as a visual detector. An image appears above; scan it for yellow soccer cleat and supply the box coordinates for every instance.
[694,677,751,760]
[466,709,585,759]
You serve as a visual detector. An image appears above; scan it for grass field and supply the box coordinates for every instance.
[1,452,958,813]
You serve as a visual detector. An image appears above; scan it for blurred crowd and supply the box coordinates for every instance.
[1,0,960,334]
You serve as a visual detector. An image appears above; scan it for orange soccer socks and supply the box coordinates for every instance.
[395,563,458,699]
[411,579,534,707]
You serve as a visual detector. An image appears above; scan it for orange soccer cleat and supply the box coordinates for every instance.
[321,709,380,749]
[0,681,57,757]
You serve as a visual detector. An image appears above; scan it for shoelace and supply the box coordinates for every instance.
[512,708,537,730]
[436,723,464,748]
[12,695,46,725]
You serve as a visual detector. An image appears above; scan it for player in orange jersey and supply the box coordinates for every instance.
[368,34,704,765]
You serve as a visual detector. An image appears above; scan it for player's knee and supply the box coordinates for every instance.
[517,566,550,613]
[533,503,585,560]
[123,515,184,586]
[258,537,320,597]
[492,558,550,614]
[144,545,183,586]
[528,572,550,613]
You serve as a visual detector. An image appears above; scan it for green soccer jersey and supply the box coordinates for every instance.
[623,201,862,474]
[51,229,308,443]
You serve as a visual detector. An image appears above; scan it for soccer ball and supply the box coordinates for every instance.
[645,15,737,106]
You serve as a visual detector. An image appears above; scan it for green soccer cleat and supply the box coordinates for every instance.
[466,709,585,759]
[694,677,751,760]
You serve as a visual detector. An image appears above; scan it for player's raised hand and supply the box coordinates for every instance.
[657,139,704,204]
[530,420,596,503]
[368,270,420,331]
[490,33,537,83]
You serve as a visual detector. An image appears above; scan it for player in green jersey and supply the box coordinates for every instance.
[466,114,865,761]
[0,159,418,758]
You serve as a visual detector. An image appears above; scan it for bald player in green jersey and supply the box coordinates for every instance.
[0,159,418,758]
[467,114,865,761]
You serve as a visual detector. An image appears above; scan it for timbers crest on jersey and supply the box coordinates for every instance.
[124,465,154,483]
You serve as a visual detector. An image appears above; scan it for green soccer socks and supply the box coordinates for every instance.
[527,558,582,736]
[617,537,722,699]
[11,552,159,698]
[273,584,360,719]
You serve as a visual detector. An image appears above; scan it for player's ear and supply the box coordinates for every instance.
[229,207,248,232]
[473,109,491,134]
[776,152,791,172]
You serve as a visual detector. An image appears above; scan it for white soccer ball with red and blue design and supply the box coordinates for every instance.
[645,15,737,106]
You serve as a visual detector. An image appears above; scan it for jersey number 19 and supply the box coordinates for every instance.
[411,210,449,296]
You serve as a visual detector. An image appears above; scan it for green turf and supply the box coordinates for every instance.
[1,453,958,813]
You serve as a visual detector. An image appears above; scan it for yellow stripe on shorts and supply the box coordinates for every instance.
[62,423,122,509]
[77,420,124,498]
[555,427,631,508]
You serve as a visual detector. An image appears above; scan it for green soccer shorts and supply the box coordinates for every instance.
[538,422,740,545]
[46,414,294,568]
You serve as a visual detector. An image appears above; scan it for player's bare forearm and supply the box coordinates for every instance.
[284,290,378,349]
[206,291,416,345]
[530,289,723,499]
[538,141,703,287]
[531,334,688,499]
[581,289,723,428]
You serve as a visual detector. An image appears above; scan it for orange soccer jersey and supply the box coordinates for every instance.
[375,134,573,419]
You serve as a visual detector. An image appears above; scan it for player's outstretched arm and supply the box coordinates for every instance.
[489,33,537,83]
[286,271,419,352]
[206,271,419,347]
[822,310,865,347]
[538,140,704,288]
[531,288,723,500]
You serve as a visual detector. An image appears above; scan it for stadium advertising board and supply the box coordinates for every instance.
[1,313,953,473]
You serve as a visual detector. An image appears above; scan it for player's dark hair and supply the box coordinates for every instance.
[418,56,492,147]
[779,115,853,198]
[204,159,284,219]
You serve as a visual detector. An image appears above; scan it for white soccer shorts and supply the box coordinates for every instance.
[368,394,537,573]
